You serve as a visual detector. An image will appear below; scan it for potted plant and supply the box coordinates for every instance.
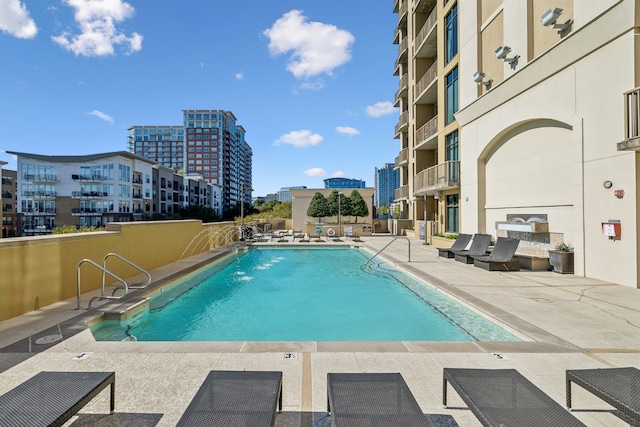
[548,242,574,274]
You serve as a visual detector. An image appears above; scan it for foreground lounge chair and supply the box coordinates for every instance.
[453,233,491,264]
[327,372,432,426]
[566,367,640,424]
[472,237,520,271]
[443,368,586,426]
[437,233,472,258]
[0,371,115,427]
[176,370,282,427]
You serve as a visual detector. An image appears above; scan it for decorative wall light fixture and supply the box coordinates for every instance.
[495,46,520,69]
[473,71,492,89]
[541,8,573,35]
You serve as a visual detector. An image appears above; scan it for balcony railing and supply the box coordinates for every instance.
[414,161,460,194]
[22,191,57,198]
[394,111,409,135]
[415,61,438,104]
[132,177,143,184]
[395,185,409,201]
[71,208,105,215]
[415,7,437,53]
[397,36,408,59]
[71,191,107,198]
[23,208,56,215]
[72,174,104,181]
[395,73,409,106]
[395,148,409,168]
[416,115,438,148]
[22,174,57,182]
[617,87,640,151]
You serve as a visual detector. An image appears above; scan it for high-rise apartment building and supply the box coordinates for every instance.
[393,0,459,232]
[394,0,640,287]
[182,110,252,216]
[127,126,185,172]
[374,163,399,208]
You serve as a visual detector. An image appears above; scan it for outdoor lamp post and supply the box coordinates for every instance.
[338,191,343,238]
[240,185,253,240]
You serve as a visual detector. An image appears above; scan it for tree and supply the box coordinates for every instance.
[349,190,369,223]
[326,190,339,217]
[307,192,330,223]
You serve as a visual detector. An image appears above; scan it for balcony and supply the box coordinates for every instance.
[395,185,409,201]
[415,6,437,58]
[395,148,409,168]
[415,61,438,105]
[617,87,640,151]
[71,191,106,198]
[23,208,56,216]
[397,1,408,28]
[71,208,104,216]
[132,176,143,185]
[397,36,408,63]
[394,74,409,107]
[394,111,409,137]
[415,115,438,150]
[72,174,104,182]
[21,174,53,182]
[23,191,57,198]
[413,161,460,195]
[132,192,143,199]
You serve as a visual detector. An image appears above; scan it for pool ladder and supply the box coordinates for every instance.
[76,253,151,310]
[362,237,411,270]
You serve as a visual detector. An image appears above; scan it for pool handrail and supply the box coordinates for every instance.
[363,237,411,270]
[103,252,151,296]
[76,259,129,310]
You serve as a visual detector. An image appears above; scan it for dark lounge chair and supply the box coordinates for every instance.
[0,371,115,427]
[176,370,282,427]
[472,237,520,271]
[437,233,472,258]
[327,372,432,426]
[566,367,640,424]
[443,368,586,426]
[453,233,491,264]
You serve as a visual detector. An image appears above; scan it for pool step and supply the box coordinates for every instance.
[100,297,150,321]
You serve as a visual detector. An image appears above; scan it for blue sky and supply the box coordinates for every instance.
[0,0,399,197]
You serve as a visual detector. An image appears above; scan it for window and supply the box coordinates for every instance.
[445,130,460,183]
[445,4,458,63]
[445,66,458,124]
[446,194,459,233]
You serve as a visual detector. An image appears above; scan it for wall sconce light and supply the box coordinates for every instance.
[495,46,520,69]
[473,71,492,89]
[433,191,440,200]
[541,8,573,35]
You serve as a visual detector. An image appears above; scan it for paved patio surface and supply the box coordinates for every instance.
[0,234,638,426]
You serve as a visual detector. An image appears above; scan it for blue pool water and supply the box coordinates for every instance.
[91,247,520,342]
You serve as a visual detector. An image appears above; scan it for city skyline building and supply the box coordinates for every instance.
[324,177,366,189]
[1,164,17,238]
[127,126,185,172]
[374,163,400,208]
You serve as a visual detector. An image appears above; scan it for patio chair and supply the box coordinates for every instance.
[437,233,472,258]
[327,372,432,426]
[443,368,586,426]
[566,367,640,424]
[0,371,115,427]
[453,233,491,264]
[471,237,520,271]
[176,370,282,427]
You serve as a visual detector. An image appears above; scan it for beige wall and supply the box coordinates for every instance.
[291,188,374,235]
[457,0,639,287]
[0,220,237,321]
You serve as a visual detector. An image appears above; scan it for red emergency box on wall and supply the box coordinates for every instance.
[602,222,621,239]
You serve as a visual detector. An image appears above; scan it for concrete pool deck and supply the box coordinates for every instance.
[0,234,638,426]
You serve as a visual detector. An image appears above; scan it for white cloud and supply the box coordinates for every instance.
[366,101,397,118]
[295,80,324,92]
[332,171,345,178]
[87,109,114,124]
[336,126,360,136]
[235,72,244,80]
[304,167,326,177]
[52,0,142,57]
[274,130,323,148]
[0,0,38,39]
[264,10,354,79]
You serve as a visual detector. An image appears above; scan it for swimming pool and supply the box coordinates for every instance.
[91,247,520,342]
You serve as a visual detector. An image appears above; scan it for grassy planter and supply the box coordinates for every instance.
[548,250,574,274]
